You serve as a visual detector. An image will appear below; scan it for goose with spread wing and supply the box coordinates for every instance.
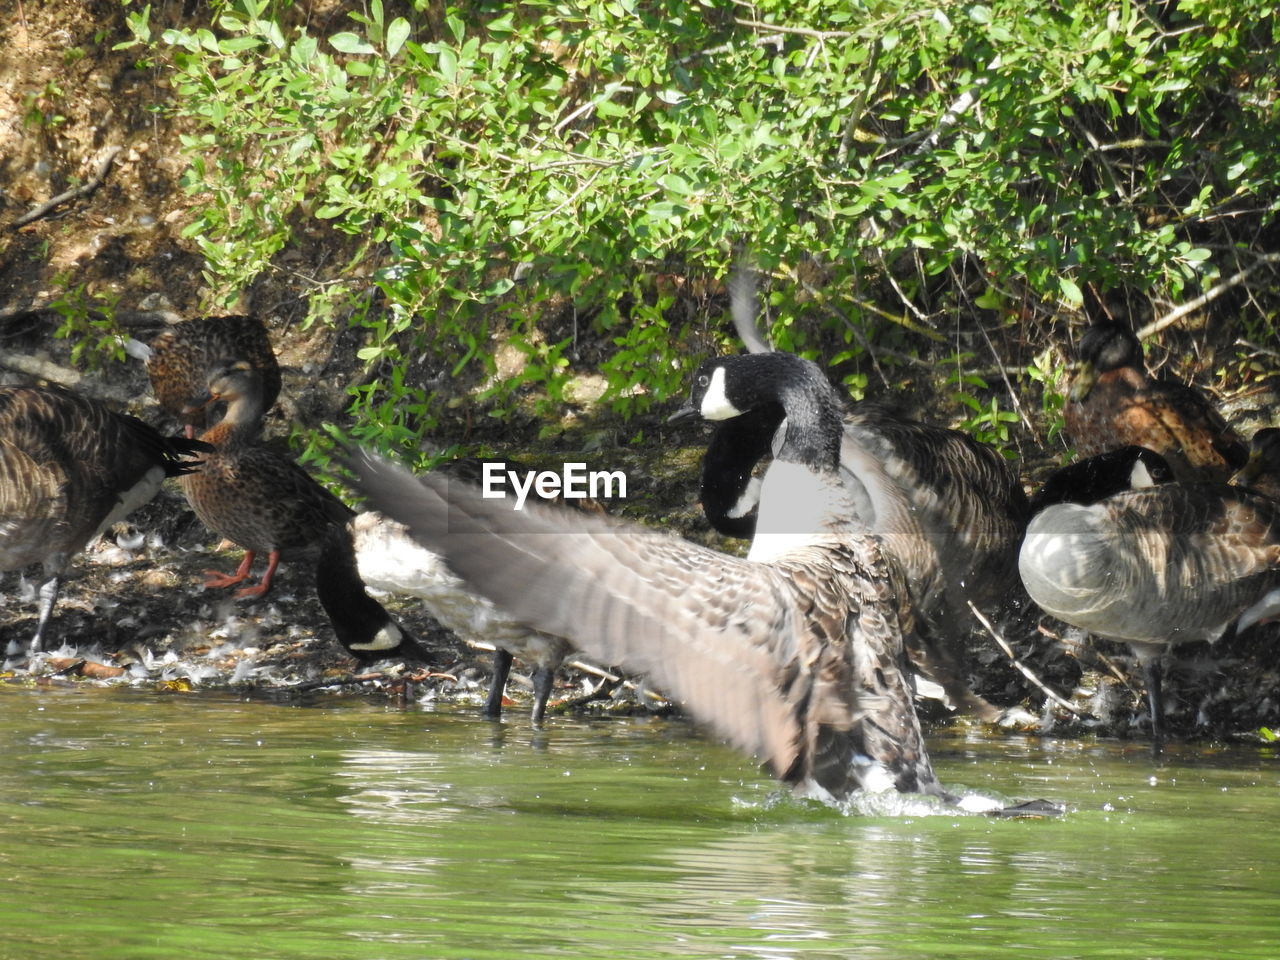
[352,352,945,801]
[693,272,1029,720]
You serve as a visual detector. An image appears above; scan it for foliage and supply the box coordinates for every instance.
[48,274,127,370]
[119,0,1280,457]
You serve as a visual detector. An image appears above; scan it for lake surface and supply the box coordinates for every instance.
[2,685,1278,960]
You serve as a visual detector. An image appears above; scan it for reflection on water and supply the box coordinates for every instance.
[0,686,1278,959]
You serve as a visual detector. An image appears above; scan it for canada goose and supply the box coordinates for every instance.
[1020,465,1280,742]
[1236,428,1280,500]
[144,316,281,438]
[1027,445,1174,514]
[0,384,209,652]
[1063,319,1247,482]
[351,352,947,802]
[180,360,426,663]
[692,280,1028,719]
[350,506,573,724]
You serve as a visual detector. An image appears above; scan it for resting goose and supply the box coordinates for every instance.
[0,384,209,652]
[1063,319,1247,482]
[179,361,427,663]
[144,316,281,438]
[1020,450,1280,742]
[351,352,947,802]
[1027,445,1174,514]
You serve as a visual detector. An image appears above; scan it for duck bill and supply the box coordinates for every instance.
[1234,450,1263,488]
[1067,361,1099,403]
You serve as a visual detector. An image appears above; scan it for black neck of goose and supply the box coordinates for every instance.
[751,354,843,473]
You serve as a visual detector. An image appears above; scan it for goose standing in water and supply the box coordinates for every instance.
[351,501,574,725]
[1020,447,1280,742]
[352,352,948,802]
[0,385,209,652]
[180,361,427,664]
[1063,319,1247,482]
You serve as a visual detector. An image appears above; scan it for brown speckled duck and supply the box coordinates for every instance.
[1,384,208,652]
[146,316,281,438]
[180,360,425,663]
[1063,320,1247,482]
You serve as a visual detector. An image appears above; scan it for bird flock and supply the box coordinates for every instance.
[2,305,1278,810]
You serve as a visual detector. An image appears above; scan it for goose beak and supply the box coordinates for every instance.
[667,402,700,424]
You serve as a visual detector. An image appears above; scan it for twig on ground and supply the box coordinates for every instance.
[968,602,1088,717]
[8,147,123,230]
[0,352,134,403]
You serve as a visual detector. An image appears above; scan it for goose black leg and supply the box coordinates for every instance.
[1142,655,1165,751]
[530,664,555,727]
[484,647,514,719]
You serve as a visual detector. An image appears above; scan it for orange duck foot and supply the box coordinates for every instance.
[201,551,257,590]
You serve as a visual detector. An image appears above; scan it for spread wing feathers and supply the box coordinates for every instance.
[350,450,895,791]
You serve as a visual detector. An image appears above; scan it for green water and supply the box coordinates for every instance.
[2,687,1278,960]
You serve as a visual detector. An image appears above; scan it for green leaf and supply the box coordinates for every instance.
[329,32,376,55]
[386,18,410,59]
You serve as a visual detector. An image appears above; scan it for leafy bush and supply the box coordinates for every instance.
[120,0,1280,459]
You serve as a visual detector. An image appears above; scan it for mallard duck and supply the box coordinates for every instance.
[144,316,281,438]
[1236,428,1280,500]
[180,361,425,663]
[1063,319,1247,482]
[352,351,946,802]
[0,384,209,652]
[1020,463,1280,742]
[350,508,573,724]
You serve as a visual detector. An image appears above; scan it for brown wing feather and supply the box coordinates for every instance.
[351,450,942,797]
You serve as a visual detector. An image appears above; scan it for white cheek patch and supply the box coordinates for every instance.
[349,624,404,652]
[1130,460,1154,488]
[699,366,743,421]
